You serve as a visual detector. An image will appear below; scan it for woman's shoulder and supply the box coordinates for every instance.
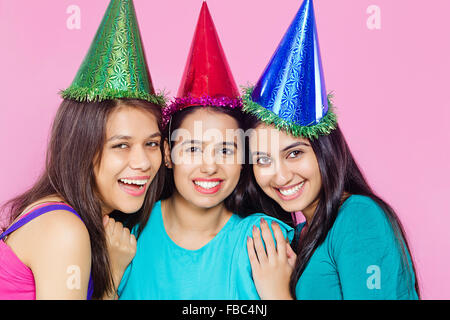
[36,207,87,232]
[236,213,295,241]
[25,208,92,296]
[338,195,387,222]
[331,195,393,241]
[7,201,90,268]
[341,194,380,208]
[8,198,87,239]
[238,212,290,227]
[27,197,86,231]
[131,200,162,235]
[28,206,90,249]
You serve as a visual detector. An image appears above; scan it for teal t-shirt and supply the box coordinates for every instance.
[295,195,418,300]
[118,201,294,299]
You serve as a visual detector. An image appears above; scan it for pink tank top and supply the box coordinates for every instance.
[0,202,93,300]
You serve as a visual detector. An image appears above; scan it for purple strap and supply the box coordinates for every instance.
[0,204,79,240]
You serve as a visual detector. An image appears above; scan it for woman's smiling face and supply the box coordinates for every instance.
[94,105,162,215]
[167,108,243,209]
[249,123,322,216]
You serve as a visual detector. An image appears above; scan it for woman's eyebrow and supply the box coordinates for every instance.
[107,132,161,142]
[281,141,310,152]
[107,135,132,142]
[148,132,162,139]
[251,151,270,157]
[180,139,202,146]
[218,141,238,149]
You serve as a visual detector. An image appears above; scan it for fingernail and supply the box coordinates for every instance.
[253,225,257,233]
[247,236,251,242]
[260,218,266,225]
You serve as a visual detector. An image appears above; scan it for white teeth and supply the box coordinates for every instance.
[194,181,221,189]
[119,178,148,186]
[279,181,304,196]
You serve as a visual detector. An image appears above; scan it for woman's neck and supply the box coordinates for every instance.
[301,192,352,226]
[161,191,232,250]
[302,198,319,226]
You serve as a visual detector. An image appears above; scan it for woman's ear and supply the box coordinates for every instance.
[163,139,173,169]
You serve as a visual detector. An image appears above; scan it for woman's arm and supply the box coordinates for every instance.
[247,219,297,300]
[331,200,418,299]
[28,210,91,300]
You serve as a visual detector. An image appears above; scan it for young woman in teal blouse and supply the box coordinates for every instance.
[242,0,419,300]
[117,105,293,300]
[245,123,419,300]
[116,1,293,299]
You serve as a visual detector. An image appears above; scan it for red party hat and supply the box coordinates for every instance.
[163,1,242,126]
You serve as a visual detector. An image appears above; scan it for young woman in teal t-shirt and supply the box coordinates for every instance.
[116,1,294,299]
[245,120,420,300]
[117,106,293,299]
[241,0,419,300]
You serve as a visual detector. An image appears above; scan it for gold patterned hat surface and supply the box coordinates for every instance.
[61,0,165,105]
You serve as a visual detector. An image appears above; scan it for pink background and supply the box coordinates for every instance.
[1,0,449,299]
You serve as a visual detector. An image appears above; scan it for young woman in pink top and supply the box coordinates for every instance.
[0,98,164,299]
[0,0,165,300]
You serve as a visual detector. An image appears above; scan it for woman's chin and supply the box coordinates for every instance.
[114,200,146,214]
[185,195,227,210]
[275,198,305,214]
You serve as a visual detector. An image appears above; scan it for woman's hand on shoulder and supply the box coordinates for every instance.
[247,219,297,300]
[103,216,136,298]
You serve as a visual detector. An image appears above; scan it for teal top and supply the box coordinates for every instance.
[118,201,294,300]
[295,195,418,300]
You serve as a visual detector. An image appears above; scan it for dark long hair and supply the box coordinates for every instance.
[0,98,165,299]
[161,105,252,217]
[246,116,420,299]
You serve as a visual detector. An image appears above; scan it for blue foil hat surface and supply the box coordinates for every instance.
[243,0,337,139]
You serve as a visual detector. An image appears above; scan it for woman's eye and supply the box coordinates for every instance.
[256,157,272,165]
[112,143,128,149]
[187,146,201,153]
[147,141,159,147]
[221,148,234,156]
[288,150,303,158]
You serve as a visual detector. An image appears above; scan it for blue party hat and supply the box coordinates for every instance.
[243,0,336,139]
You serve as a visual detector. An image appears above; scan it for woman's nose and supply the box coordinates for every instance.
[273,162,294,186]
[129,146,151,171]
[199,149,218,175]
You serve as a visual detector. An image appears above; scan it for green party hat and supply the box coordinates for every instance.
[61,0,165,105]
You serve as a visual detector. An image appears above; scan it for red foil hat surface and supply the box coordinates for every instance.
[163,1,242,127]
